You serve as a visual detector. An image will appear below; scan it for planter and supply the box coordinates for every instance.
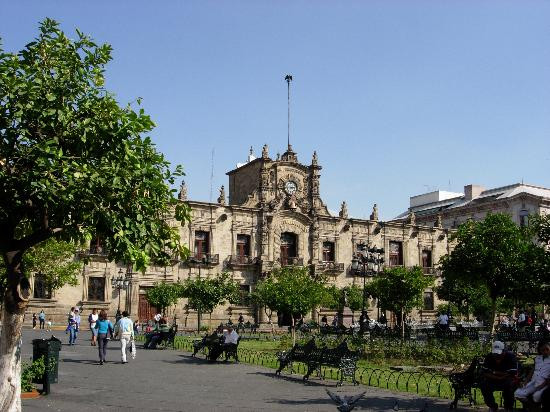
[21,389,40,399]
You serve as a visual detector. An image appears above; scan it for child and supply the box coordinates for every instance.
[32,313,37,329]
[46,318,52,331]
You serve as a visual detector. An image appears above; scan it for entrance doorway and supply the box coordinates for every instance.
[138,293,159,322]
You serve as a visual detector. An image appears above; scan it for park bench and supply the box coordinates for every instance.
[276,339,360,386]
[303,340,360,386]
[156,327,177,349]
[275,338,317,375]
[449,356,485,409]
[222,336,241,362]
[449,355,529,409]
[191,334,241,362]
[319,325,354,336]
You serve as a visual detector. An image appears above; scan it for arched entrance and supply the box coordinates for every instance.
[280,232,297,266]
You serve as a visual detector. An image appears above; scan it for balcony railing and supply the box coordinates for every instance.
[422,267,436,275]
[186,253,219,266]
[228,255,258,267]
[315,262,345,273]
[279,257,304,266]
[78,245,108,257]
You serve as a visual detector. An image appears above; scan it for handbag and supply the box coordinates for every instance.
[131,339,137,359]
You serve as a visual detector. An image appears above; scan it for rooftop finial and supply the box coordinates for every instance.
[249,146,253,155]
[285,74,293,151]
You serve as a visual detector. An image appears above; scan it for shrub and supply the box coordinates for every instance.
[21,357,46,393]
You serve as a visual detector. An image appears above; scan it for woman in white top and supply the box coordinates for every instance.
[89,308,99,346]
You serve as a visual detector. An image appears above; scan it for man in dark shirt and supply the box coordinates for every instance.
[480,341,518,412]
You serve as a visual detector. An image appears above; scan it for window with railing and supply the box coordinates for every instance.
[322,241,335,262]
[194,231,209,259]
[89,236,107,255]
[236,234,251,264]
[389,241,403,266]
[422,249,432,273]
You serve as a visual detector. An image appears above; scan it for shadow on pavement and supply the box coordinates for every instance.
[250,371,328,387]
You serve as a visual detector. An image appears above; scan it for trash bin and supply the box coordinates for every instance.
[32,336,62,385]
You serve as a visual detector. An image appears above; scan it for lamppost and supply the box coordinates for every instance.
[111,268,130,311]
[351,245,384,331]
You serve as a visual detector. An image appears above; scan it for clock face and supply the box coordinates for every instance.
[285,181,297,195]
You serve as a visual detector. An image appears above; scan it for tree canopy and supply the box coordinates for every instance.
[438,213,550,331]
[145,282,181,315]
[0,19,191,408]
[368,265,433,337]
[180,272,240,330]
[253,266,327,343]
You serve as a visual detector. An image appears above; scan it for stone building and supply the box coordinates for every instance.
[26,145,453,327]
[394,183,550,229]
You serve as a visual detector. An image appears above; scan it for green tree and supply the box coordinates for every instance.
[322,284,364,323]
[345,284,364,322]
[368,266,433,338]
[181,273,239,332]
[438,213,550,333]
[145,282,181,316]
[0,239,82,301]
[253,266,327,345]
[0,20,190,408]
[251,276,279,335]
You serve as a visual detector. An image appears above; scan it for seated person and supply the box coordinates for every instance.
[144,318,170,349]
[480,340,518,412]
[515,340,550,405]
[207,328,226,362]
[222,326,239,360]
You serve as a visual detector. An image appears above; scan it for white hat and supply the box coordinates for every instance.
[492,340,505,354]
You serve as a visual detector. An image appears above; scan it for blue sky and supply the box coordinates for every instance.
[2,1,549,219]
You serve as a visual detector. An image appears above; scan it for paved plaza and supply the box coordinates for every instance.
[21,329,471,411]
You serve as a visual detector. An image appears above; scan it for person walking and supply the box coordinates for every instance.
[74,309,81,343]
[67,307,77,345]
[88,308,99,346]
[32,313,37,329]
[38,310,46,329]
[114,311,134,364]
[94,310,114,365]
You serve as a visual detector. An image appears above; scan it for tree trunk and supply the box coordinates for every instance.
[0,255,31,412]
[490,299,498,335]
[401,308,405,340]
[291,317,296,346]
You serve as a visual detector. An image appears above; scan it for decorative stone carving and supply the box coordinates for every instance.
[435,214,443,228]
[287,195,298,211]
[312,151,318,166]
[339,201,348,219]
[370,203,378,221]
[217,185,226,205]
[178,180,187,201]
[409,211,416,226]
[262,144,269,159]
[276,152,280,161]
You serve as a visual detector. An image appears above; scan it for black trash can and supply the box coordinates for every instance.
[32,336,62,384]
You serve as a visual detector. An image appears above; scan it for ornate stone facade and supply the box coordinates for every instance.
[25,146,453,328]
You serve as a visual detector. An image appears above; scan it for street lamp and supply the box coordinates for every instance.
[111,268,130,311]
[351,245,384,332]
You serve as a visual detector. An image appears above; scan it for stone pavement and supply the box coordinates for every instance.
[21,329,473,411]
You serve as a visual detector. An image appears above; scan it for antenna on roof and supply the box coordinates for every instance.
[209,148,215,203]
[285,74,293,150]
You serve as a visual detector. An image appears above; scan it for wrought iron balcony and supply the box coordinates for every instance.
[422,267,436,275]
[315,262,345,273]
[186,253,219,266]
[279,256,304,266]
[227,255,258,267]
[78,245,108,257]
